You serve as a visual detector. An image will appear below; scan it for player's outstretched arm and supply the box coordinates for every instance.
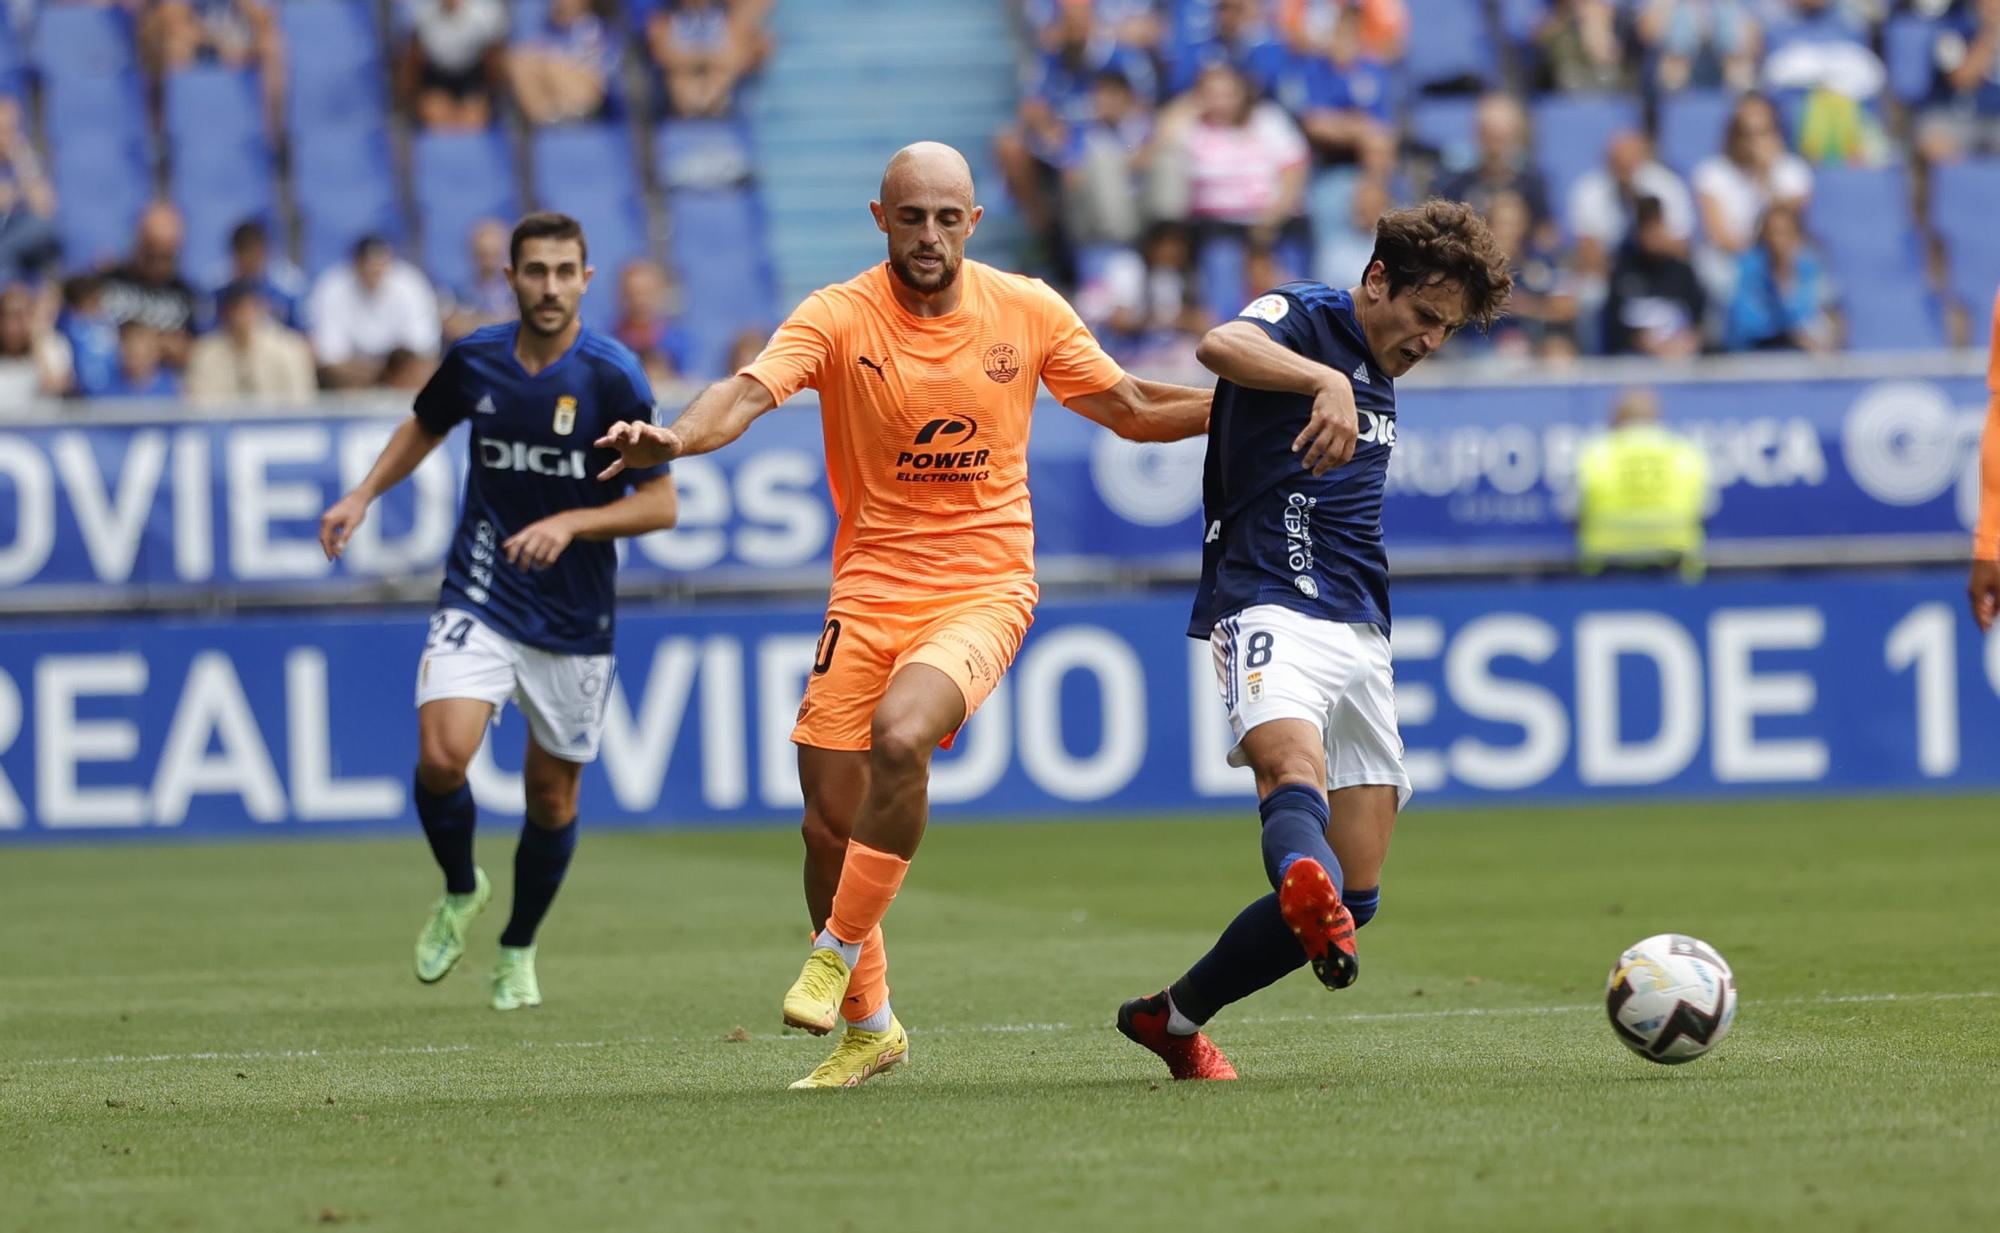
[319,416,448,561]
[1196,321,1358,476]
[1063,376,1212,443]
[503,475,678,571]
[595,375,778,480]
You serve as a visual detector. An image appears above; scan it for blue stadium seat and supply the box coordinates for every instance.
[668,187,775,377]
[1656,90,1736,179]
[31,4,135,77]
[0,27,24,100]
[281,0,386,135]
[166,68,275,281]
[1841,282,1945,351]
[43,73,146,134]
[1496,0,1546,49]
[294,129,402,275]
[415,130,521,295]
[1197,230,1249,325]
[1883,17,1940,107]
[1811,166,1916,281]
[1401,0,1497,91]
[531,126,648,328]
[1533,94,1643,225]
[655,118,756,191]
[1407,96,1481,166]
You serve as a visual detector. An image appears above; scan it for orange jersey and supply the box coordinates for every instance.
[740,260,1126,601]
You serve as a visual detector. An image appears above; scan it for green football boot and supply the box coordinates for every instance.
[492,945,542,1011]
[414,867,490,984]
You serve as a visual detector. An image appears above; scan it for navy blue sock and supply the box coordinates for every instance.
[1347,886,1380,928]
[499,819,578,947]
[1259,784,1342,893]
[1168,893,1307,1026]
[414,777,477,895]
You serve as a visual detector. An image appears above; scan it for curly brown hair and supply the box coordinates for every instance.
[1367,200,1513,330]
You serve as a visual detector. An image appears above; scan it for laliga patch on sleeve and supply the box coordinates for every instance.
[1238,294,1289,323]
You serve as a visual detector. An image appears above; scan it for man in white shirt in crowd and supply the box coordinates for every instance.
[186,280,318,406]
[309,234,441,389]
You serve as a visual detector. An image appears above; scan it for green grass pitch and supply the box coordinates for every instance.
[4,797,1997,1232]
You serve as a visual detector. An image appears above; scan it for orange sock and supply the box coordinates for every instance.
[827,841,909,948]
[842,923,889,1023]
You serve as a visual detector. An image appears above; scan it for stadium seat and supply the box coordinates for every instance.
[1883,17,1940,107]
[31,3,135,78]
[1932,160,2000,310]
[1656,90,1737,179]
[1408,96,1481,166]
[668,186,775,376]
[0,27,24,100]
[1400,0,1497,92]
[1840,282,1945,351]
[281,0,387,135]
[414,130,521,295]
[1533,94,1643,224]
[1197,230,1249,325]
[1810,166,1916,280]
[531,126,648,328]
[294,128,402,275]
[656,118,756,191]
[1496,0,1546,50]
[166,68,276,280]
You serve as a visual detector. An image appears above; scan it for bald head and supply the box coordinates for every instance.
[872,142,982,300]
[879,142,975,210]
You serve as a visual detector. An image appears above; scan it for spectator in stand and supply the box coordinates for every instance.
[1568,130,1694,282]
[1062,69,1156,252]
[0,283,73,404]
[1482,188,1578,358]
[509,0,618,127]
[1025,0,1163,55]
[1693,92,1812,300]
[1533,0,1631,93]
[1073,222,1208,368]
[1722,201,1836,352]
[722,324,769,374]
[142,1,286,126]
[185,280,317,405]
[1635,0,1762,92]
[107,322,180,398]
[610,258,693,378]
[1437,93,1552,233]
[646,0,752,118]
[1315,174,1390,287]
[1165,0,1290,98]
[1287,2,1398,167]
[59,275,122,399]
[996,1,1158,250]
[402,0,510,131]
[1759,0,1886,164]
[1603,195,1706,358]
[0,98,60,283]
[380,346,434,391]
[209,218,307,331]
[1170,62,1311,266]
[1277,0,1407,65]
[308,235,441,389]
[1918,0,2000,165]
[101,202,199,370]
[442,218,515,340]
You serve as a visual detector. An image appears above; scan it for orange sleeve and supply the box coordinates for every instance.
[1977,394,2000,559]
[1987,288,2000,393]
[740,290,843,404]
[1032,280,1127,403]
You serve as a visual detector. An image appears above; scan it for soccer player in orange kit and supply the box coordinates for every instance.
[1970,288,2000,633]
[596,142,1212,1087]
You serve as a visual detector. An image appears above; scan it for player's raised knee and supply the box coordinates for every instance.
[868,714,938,777]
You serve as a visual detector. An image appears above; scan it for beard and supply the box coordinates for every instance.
[519,298,576,338]
[888,248,959,295]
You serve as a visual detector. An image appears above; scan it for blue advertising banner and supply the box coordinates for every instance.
[2,571,1993,841]
[0,367,1986,597]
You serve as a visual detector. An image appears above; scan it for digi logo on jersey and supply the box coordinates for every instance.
[897,416,991,484]
[1358,409,1396,448]
[479,439,590,478]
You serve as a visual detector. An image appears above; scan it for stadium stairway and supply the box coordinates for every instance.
[747,0,1025,309]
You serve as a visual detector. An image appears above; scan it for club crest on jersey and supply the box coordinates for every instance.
[983,343,1021,384]
[553,395,577,436]
[1239,294,1289,323]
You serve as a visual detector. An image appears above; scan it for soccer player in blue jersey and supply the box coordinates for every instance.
[318,213,677,1010]
[1120,201,1512,1079]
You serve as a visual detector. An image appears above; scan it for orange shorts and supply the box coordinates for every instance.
[791,590,1034,751]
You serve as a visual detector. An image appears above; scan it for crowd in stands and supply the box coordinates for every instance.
[1009,0,2000,365]
[0,0,774,406]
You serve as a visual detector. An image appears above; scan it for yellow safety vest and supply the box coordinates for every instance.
[1576,425,1710,579]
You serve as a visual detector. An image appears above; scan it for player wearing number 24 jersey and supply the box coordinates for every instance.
[596,142,1212,1089]
[1120,202,1514,1081]
[320,214,677,1013]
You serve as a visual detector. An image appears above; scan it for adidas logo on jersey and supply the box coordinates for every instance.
[1351,363,1371,385]
[475,393,498,415]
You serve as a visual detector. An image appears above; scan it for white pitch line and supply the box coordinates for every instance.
[15,991,1990,1071]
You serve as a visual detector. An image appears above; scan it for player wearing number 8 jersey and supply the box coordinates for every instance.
[1118,201,1513,1080]
[597,142,1211,1088]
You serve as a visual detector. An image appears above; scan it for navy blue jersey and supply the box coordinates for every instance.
[1188,283,1397,639]
[414,323,665,655]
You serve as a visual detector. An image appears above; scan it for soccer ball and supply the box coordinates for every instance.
[1605,933,1737,1065]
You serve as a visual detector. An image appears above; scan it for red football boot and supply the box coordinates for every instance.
[1278,858,1359,990]
[1116,991,1238,1081]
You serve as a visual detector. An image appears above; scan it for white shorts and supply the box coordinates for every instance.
[1210,604,1412,809]
[413,608,612,764]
